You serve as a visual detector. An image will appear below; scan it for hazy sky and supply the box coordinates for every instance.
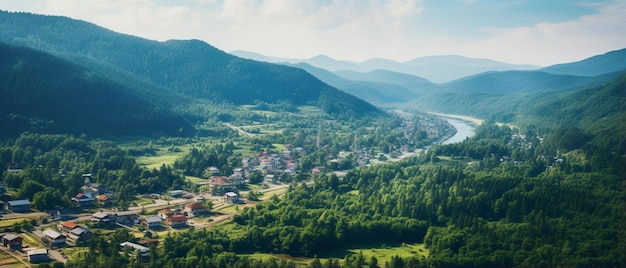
[3,0,626,66]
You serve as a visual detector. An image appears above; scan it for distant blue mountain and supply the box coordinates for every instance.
[540,48,626,77]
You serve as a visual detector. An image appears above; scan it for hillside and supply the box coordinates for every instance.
[290,63,420,105]
[0,11,383,120]
[541,48,626,76]
[434,70,612,94]
[404,72,626,154]
[0,43,193,137]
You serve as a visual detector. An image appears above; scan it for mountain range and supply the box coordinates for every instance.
[1,10,624,139]
[0,11,384,137]
[230,50,541,83]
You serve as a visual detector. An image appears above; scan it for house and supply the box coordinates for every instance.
[97,194,111,205]
[228,174,246,186]
[158,208,174,220]
[90,212,114,225]
[224,192,241,204]
[210,176,233,195]
[6,199,31,212]
[27,248,49,263]
[141,216,162,230]
[116,211,139,225]
[47,208,72,221]
[42,229,66,246]
[166,215,187,228]
[59,221,78,233]
[184,202,208,218]
[72,193,95,207]
[264,174,279,184]
[120,241,149,258]
[66,226,91,246]
[7,163,22,173]
[2,233,23,250]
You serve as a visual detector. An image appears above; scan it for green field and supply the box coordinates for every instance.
[243,242,428,267]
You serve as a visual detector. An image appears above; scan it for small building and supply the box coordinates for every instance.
[59,221,78,233]
[120,241,149,258]
[210,176,233,195]
[42,229,66,246]
[116,211,139,225]
[27,248,49,263]
[168,190,184,198]
[142,216,162,230]
[166,215,187,228]
[6,199,31,212]
[47,208,72,221]
[264,174,279,184]
[66,226,91,246]
[90,212,114,225]
[72,193,95,207]
[158,208,174,220]
[2,233,23,250]
[7,163,23,173]
[184,202,208,218]
[224,192,240,204]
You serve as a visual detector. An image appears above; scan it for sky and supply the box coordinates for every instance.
[3,0,626,66]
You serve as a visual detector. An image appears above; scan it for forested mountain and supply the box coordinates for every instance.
[333,69,434,89]
[0,43,193,137]
[404,73,626,155]
[290,63,422,106]
[541,48,626,76]
[432,70,617,94]
[0,11,383,120]
[231,50,540,83]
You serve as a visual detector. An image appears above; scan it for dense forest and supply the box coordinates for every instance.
[0,11,384,121]
[62,119,624,267]
[0,43,194,137]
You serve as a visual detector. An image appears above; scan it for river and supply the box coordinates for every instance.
[442,117,476,144]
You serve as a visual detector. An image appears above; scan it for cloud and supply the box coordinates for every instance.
[462,1,626,65]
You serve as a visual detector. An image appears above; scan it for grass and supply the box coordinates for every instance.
[258,188,288,200]
[21,232,45,248]
[0,251,23,268]
[243,242,428,267]
[187,175,210,185]
[0,218,34,229]
[63,247,89,260]
[134,146,191,169]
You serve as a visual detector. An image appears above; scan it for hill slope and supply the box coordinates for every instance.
[0,43,193,137]
[541,48,626,76]
[0,11,383,119]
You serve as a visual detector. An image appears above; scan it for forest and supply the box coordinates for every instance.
[54,118,624,268]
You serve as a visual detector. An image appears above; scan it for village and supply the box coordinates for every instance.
[0,115,453,265]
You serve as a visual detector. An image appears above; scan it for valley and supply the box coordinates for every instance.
[0,9,624,268]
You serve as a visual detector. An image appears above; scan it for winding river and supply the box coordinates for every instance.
[442,117,476,144]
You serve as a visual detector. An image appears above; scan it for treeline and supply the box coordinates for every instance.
[0,133,186,210]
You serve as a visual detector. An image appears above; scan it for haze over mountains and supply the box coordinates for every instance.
[230,50,541,83]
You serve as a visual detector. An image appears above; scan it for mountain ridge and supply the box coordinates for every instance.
[0,10,384,120]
